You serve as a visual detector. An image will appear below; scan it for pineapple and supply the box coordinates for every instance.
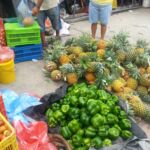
[127,95,146,117]
[112,79,124,92]
[86,62,97,73]
[97,39,106,49]
[97,49,105,58]
[135,39,148,55]
[68,54,76,62]
[146,67,150,74]
[44,61,57,72]
[139,67,146,75]
[126,78,138,90]
[59,55,71,65]
[85,72,96,84]
[71,46,83,56]
[123,87,133,94]
[126,49,137,62]
[140,74,150,87]
[116,92,131,101]
[60,63,78,85]
[50,70,62,81]
[137,86,148,95]
[122,71,130,81]
[116,50,126,62]
[78,52,88,59]
[118,77,126,86]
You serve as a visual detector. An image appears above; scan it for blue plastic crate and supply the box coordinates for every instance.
[12,44,43,63]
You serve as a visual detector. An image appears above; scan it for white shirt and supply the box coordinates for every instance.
[32,0,58,10]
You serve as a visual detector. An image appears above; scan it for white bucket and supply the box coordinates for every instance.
[143,0,150,7]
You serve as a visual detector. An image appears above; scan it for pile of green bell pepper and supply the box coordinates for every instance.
[45,83,133,150]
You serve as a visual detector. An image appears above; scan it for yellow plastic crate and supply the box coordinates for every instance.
[0,113,18,150]
[112,0,117,9]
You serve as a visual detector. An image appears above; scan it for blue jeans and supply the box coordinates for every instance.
[37,6,62,32]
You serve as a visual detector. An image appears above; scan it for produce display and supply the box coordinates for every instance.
[0,117,12,142]
[45,83,133,149]
[44,32,150,122]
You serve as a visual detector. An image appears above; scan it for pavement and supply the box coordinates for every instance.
[0,8,150,138]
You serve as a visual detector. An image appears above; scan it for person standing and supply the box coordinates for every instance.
[89,0,112,39]
[31,0,62,49]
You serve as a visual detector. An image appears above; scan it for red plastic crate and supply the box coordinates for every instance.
[0,93,8,119]
[0,18,6,46]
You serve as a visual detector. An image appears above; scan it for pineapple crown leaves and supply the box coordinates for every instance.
[64,37,77,46]
[74,64,85,78]
[106,31,131,52]
[124,63,141,80]
[135,53,150,67]
[76,33,97,51]
[136,39,149,49]
[59,63,75,74]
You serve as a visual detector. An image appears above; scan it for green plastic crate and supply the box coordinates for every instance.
[5,22,41,47]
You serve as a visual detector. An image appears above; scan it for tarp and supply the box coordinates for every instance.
[24,83,150,150]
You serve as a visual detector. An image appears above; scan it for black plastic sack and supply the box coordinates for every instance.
[24,83,149,150]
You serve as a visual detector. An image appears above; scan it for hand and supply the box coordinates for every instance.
[32,6,39,16]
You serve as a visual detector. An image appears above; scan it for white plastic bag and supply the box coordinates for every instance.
[17,0,34,26]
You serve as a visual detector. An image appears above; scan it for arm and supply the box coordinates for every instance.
[32,0,44,16]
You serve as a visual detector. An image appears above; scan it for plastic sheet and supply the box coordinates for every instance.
[1,89,42,123]
[13,121,57,150]
[16,0,34,26]
[0,46,14,63]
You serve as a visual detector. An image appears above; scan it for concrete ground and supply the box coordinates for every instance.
[0,8,150,138]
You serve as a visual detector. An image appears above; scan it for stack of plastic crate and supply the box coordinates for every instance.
[4,21,42,63]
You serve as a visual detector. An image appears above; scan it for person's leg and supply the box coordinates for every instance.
[101,25,107,40]
[91,23,97,39]
[37,11,47,48]
[89,2,99,39]
[99,4,112,39]
[46,6,62,39]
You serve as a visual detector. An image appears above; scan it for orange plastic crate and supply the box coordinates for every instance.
[0,94,8,119]
[0,113,18,150]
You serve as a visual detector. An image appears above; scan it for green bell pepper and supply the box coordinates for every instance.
[53,110,64,122]
[85,126,96,137]
[106,100,115,109]
[48,117,57,128]
[76,147,87,150]
[51,103,60,111]
[107,114,118,124]
[113,106,121,115]
[60,120,67,127]
[72,134,83,146]
[91,137,102,148]
[70,96,78,106]
[91,114,105,128]
[97,90,108,101]
[108,127,120,140]
[45,108,53,118]
[87,99,100,115]
[119,110,127,119]
[68,119,80,133]
[83,138,91,148]
[98,125,109,137]
[61,105,70,114]
[81,88,89,97]
[120,119,131,129]
[77,129,84,136]
[114,124,121,134]
[111,95,118,103]
[99,102,110,115]
[121,130,133,139]
[68,107,80,119]
[87,90,96,99]
[60,126,72,139]
[80,112,90,126]
[102,139,112,147]
[78,97,87,107]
